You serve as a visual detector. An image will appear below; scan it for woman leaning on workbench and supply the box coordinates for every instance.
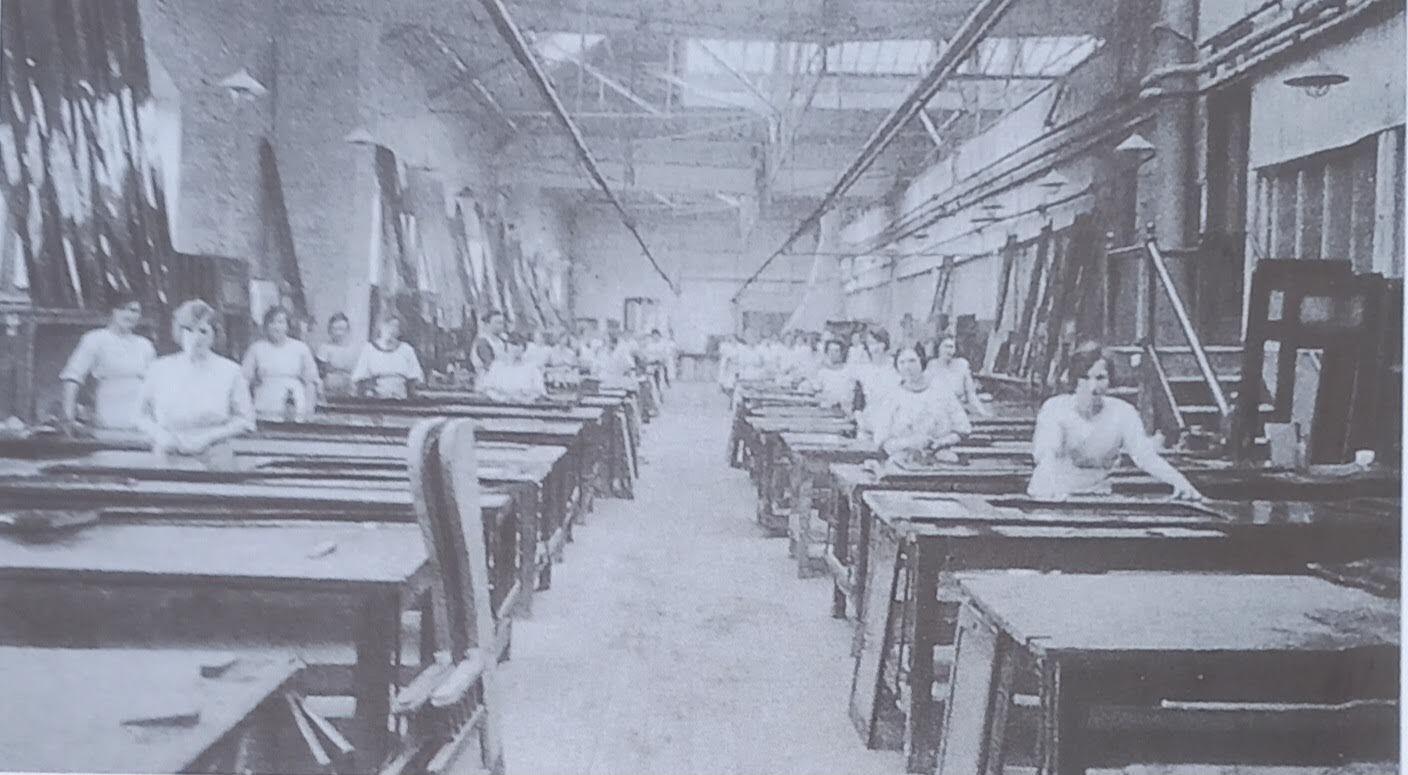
[137,299,256,469]
[1027,346,1203,501]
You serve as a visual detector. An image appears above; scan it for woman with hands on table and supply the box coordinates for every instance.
[481,332,549,402]
[873,344,971,463]
[350,313,425,399]
[805,338,860,412]
[137,299,256,469]
[1028,346,1204,501]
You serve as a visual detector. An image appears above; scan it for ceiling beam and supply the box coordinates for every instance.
[733,0,1021,302]
[416,28,520,133]
[488,0,1110,40]
[916,108,943,146]
[559,52,665,115]
[476,0,680,294]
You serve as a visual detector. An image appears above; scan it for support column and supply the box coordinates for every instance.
[271,4,381,337]
[1150,0,1201,344]
[1153,0,1199,248]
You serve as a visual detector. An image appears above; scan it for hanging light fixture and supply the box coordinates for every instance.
[344,127,376,146]
[1283,54,1348,98]
[215,68,267,102]
[1116,132,1156,155]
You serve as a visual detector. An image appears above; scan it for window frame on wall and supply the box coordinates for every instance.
[1249,127,1404,277]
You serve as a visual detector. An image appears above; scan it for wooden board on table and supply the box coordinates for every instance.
[0,474,515,523]
[956,573,1400,656]
[42,448,562,486]
[861,491,1230,528]
[0,647,299,774]
[326,401,604,423]
[0,520,426,587]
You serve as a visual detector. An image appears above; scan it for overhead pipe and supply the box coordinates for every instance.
[1139,0,1352,89]
[475,0,681,295]
[1201,0,1391,91]
[840,0,1380,264]
[730,0,1022,303]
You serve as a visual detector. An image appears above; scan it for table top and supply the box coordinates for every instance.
[0,519,427,590]
[41,447,563,485]
[862,491,1399,532]
[0,647,299,773]
[957,573,1400,655]
[325,401,604,423]
[284,415,586,435]
[747,416,856,434]
[0,474,514,516]
[747,405,840,418]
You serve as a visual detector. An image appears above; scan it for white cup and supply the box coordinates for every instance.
[1354,449,1376,468]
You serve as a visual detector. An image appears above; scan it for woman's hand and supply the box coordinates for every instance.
[927,433,961,451]
[1169,480,1205,502]
[175,431,212,456]
[151,428,178,455]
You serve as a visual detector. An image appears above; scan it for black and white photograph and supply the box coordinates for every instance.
[0,0,1403,773]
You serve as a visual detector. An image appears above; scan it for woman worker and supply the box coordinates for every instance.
[852,328,900,438]
[807,338,859,412]
[350,313,425,399]
[1028,347,1203,500]
[873,344,971,462]
[59,292,156,431]
[314,313,362,398]
[137,299,256,469]
[242,306,321,421]
[480,333,549,402]
[925,334,990,418]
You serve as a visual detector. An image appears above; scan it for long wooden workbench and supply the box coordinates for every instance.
[850,491,1401,772]
[1,647,307,774]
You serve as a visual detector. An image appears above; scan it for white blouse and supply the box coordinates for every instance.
[873,382,972,453]
[350,341,425,399]
[60,328,156,429]
[1027,395,1157,498]
[243,339,320,420]
[140,353,256,435]
[315,340,363,397]
[480,361,547,402]
[812,364,859,411]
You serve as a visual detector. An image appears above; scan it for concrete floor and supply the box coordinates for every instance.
[496,383,902,775]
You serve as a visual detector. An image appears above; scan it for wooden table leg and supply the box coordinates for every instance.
[419,591,436,667]
[519,488,540,612]
[352,589,400,773]
[829,483,852,619]
[794,464,817,576]
[851,490,874,630]
[904,540,942,773]
[937,601,1006,775]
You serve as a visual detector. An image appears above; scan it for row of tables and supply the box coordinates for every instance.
[728,383,1401,775]
[0,376,659,774]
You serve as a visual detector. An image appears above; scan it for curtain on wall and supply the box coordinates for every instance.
[0,0,174,308]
